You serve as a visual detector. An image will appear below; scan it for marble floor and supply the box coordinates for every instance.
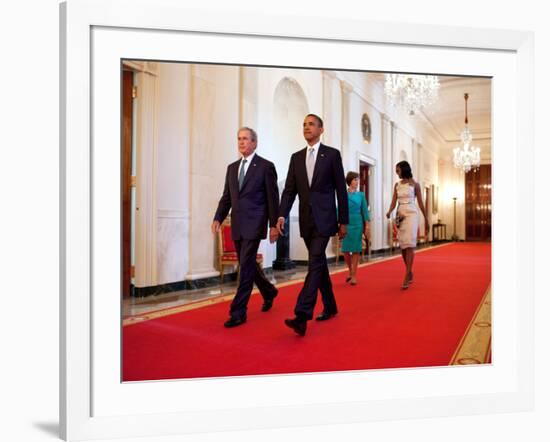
[122,244,437,319]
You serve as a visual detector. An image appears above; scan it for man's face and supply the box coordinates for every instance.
[238,130,256,157]
[303,116,324,144]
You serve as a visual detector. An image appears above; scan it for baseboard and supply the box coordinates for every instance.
[130,240,453,297]
[132,268,275,297]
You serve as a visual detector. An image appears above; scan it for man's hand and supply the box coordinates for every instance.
[338,224,347,240]
[211,220,221,234]
[276,217,285,235]
[269,227,279,243]
[385,211,391,219]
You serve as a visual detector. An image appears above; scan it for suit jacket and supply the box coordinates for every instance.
[214,153,279,241]
[279,143,349,237]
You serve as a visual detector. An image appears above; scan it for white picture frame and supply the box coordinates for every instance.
[60,0,534,440]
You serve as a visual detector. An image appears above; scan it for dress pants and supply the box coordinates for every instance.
[294,229,338,321]
[230,238,277,319]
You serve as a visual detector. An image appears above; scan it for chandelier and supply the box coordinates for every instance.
[453,93,480,173]
[384,74,440,115]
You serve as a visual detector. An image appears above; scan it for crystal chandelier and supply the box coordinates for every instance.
[384,74,440,115]
[453,93,481,173]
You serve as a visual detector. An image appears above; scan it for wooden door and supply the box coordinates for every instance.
[359,161,370,254]
[359,161,369,204]
[121,70,134,298]
[465,164,492,241]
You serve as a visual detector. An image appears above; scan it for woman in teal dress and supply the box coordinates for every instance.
[341,171,370,285]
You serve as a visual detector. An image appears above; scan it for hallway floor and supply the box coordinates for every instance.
[122,242,492,380]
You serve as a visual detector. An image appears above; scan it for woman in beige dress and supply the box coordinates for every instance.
[386,161,429,289]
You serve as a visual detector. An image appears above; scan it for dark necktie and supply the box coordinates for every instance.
[238,159,247,190]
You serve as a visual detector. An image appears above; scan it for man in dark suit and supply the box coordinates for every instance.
[277,114,348,336]
[212,127,280,328]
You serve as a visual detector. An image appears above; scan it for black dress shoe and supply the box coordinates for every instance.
[315,311,337,321]
[224,316,247,328]
[261,288,278,312]
[284,317,307,336]
[261,299,273,312]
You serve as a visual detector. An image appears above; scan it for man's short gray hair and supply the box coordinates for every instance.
[238,127,258,143]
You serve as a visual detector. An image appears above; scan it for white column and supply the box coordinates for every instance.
[339,79,353,167]
[414,141,426,234]
[239,66,259,130]
[381,114,393,247]
[417,142,423,184]
[185,66,223,280]
[156,63,191,284]
[412,138,419,179]
[390,121,396,174]
[134,68,158,287]
[322,70,341,149]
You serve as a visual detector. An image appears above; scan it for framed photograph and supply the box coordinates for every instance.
[60,0,534,440]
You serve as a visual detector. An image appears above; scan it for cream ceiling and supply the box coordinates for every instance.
[423,76,492,143]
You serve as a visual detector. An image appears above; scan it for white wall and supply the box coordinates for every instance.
[345,79,384,249]
[148,63,449,277]
[418,145,440,238]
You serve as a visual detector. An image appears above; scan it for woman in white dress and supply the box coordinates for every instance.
[386,161,429,289]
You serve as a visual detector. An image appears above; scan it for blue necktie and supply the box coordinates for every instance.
[238,159,247,190]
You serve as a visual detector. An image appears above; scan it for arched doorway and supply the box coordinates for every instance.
[272,77,309,265]
[273,77,309,165]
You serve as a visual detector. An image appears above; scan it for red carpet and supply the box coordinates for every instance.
[123,242,491,381]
